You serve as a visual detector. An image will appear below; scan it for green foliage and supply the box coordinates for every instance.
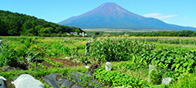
[93,67,149,87]
[150,70,162,84]
[0,67,74,79]
[116,38,196,45]
[14,38,37,61]
[75,29,81,34]
[26,50,38,62]
[0,42,18,67]
[0,37,73,68]
[89,38,196,87]
[44,42,71,57]
[1,36,196,87]
[89,38,155,61]
[171,74,196,88]
[139,48,196,73]
[108,30,196,37]
[94,32,100,35]
[158,39,196,45]
[0,10,83,36]
[80,56,88,64]
[118,62,146,71]
[24,38,35,48]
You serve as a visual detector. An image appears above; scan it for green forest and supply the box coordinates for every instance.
[128,30,196,37]
[98,30,196,37]
[0,10,83,36]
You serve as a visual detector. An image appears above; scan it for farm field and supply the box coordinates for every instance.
[0,36,196,88]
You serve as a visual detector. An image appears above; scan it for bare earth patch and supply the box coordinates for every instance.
[49,58,79,67]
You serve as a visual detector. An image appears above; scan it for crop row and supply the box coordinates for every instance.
[89,38,155,61]
[90,38,196,73]
[138,48,196,73]
[0,38,72,67]
[93,67,149,87]
[133,38,196,45]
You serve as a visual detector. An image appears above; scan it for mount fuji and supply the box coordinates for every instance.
[59,3,196,30]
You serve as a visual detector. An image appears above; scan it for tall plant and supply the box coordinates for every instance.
[89,38,155,61]
[0,42,18,67]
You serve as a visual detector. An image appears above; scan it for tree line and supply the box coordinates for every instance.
[128,30,196,37]
[103,30,196,37]
[0,10,83,36]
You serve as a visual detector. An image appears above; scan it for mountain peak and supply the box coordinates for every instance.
[59,3,196,30]
[99,2,122,11]
[97,2,142,18]
[102,2,118,6]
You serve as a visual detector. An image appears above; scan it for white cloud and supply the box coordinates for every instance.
[163,20,168,23]
[143,13,177,19]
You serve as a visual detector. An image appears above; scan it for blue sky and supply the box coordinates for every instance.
[1,0,196,27]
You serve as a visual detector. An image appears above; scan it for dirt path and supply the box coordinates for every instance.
[49,58,79,67]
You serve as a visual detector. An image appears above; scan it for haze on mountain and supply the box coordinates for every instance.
[59,3,196,30]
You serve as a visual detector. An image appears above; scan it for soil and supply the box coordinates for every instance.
[5,79,15,88]
[16,62,28,70]
[49,58,79,67]
[56,75,62,81]
[3,58,78,72]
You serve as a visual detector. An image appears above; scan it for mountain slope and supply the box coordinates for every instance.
[0,10,83,36]
[59,3,196,30]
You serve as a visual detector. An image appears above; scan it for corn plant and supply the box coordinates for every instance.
[26,50,38,62]
[89,38,155,61]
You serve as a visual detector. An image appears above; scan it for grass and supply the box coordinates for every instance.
[170,73,196,88]
[155,43,196,49]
